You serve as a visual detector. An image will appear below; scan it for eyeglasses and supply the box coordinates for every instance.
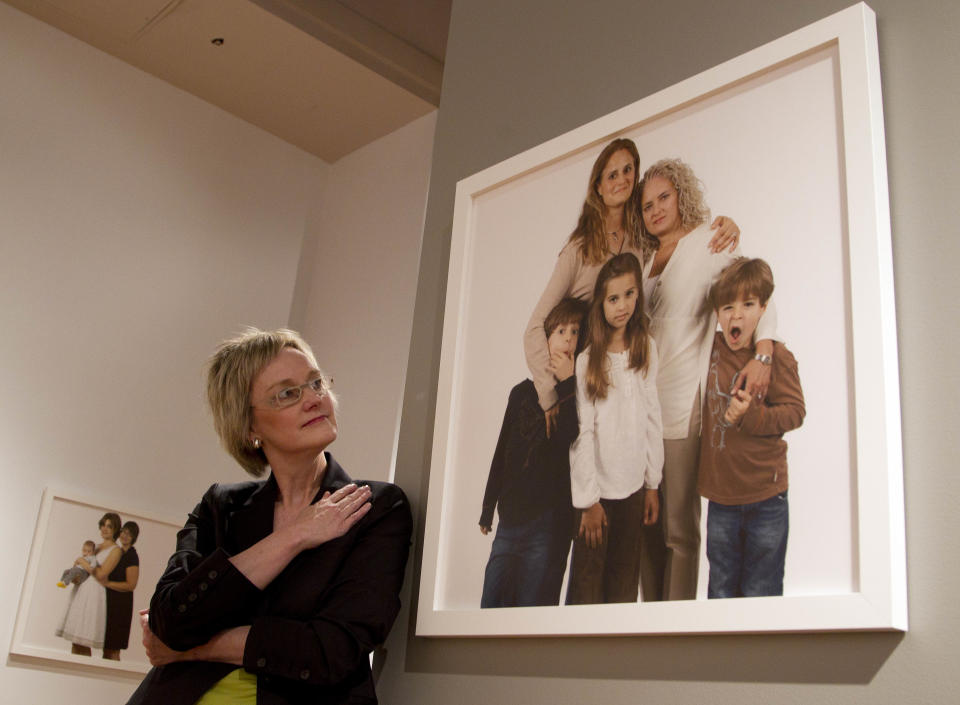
[253,376,334,410]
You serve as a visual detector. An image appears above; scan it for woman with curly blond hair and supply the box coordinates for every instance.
[126,328,412,705]
[638,158,776,601]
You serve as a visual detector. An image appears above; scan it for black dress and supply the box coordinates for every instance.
[104,546,139,650]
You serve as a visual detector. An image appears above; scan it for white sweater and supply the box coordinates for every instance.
[570,343,664,508]
[642,224,777,439]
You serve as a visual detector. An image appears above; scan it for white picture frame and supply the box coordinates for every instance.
[10,487,181,673]
[416,2,905,636]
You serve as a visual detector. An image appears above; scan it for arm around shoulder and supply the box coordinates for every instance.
[524,243,580,411]
[739,343,805,435]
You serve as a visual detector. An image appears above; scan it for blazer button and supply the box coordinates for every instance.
[208,570,218,579]
[199,582,208,591]
[177,604,186,613]
[257,657,267,668]
[188,593,197,601]
[300,669,310,680]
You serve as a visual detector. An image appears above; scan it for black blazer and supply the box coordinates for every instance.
[126,454,412,705]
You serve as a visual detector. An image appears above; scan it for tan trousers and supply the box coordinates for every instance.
[660,390,702,601]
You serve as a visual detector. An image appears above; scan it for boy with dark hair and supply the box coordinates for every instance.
[479,297,588,607]
[699,258,805,598]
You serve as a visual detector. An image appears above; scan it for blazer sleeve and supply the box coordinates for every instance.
[148,485,263,650]
[240,485,413,686]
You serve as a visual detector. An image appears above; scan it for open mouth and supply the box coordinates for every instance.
[728,326,743,344]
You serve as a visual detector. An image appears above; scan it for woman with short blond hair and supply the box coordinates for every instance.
[127,328,412,705]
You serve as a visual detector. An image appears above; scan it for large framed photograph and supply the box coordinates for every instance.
[10,488,181,673]
[417,3,905,636]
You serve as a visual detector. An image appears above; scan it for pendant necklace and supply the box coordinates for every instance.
[608,228,624,254]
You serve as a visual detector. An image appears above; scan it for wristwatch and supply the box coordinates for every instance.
[753,353,772,366]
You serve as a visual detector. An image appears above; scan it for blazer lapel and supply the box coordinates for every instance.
[229,475,278,553]
[316,453,354,497]
[227,453,353,553]
[229,454,353,552]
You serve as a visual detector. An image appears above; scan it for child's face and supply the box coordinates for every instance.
[717,293,767,351]
[82,543,94,556]
[547,320,580,358]
[602,273,639,332]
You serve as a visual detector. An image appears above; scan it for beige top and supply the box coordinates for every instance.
[524,239,645,410]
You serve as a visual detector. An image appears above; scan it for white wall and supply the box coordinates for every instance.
[291,111,436,483]
[0,3,326,701]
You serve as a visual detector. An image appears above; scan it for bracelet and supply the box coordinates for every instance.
[753,353,772,366]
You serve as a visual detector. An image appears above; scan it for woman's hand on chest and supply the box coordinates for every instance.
[280,483,373,552]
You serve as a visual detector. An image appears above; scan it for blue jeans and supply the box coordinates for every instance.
[480,508,572,608]
[706,492,788,598]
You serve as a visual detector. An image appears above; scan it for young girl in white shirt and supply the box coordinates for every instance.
[567,253,664,604]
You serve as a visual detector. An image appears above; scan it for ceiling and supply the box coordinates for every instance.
[5,0,451,162]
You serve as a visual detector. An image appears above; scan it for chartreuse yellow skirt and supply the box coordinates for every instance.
[194,668,257,705]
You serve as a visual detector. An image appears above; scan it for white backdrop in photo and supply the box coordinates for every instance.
[440,46,851,609]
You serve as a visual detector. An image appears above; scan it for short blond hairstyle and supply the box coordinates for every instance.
[206,328,319,477]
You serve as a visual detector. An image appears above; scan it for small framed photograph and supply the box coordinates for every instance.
[417,3,905,636]
[10,487,181,673]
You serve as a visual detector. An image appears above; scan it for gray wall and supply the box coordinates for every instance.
[381,0,959,702]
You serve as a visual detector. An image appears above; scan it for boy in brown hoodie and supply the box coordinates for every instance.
[698,258,805,598]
